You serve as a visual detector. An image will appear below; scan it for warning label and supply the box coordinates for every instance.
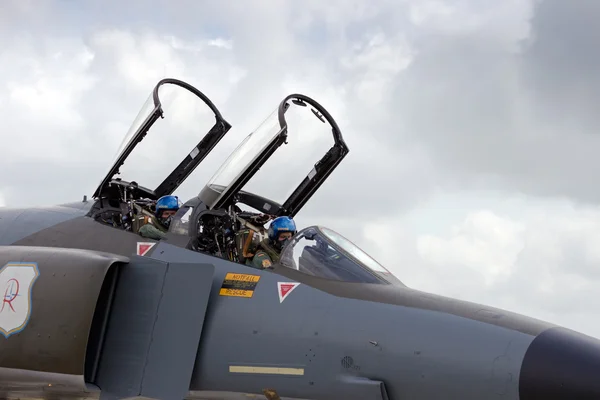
[219,273,261,298]
[278,282,300,303]
[137,242,156,256]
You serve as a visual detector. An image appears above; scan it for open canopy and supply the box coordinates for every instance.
[92,78,231,202]
[198,94,349,217]
[279,226,404,286]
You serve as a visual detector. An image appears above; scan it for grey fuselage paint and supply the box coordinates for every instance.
[1,206,600,399]
[150,242,537,400]
[0,245,126,378]
[0,203,92,244]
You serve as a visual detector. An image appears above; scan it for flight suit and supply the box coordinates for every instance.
[248,239,280,269]
[138,216,168,240]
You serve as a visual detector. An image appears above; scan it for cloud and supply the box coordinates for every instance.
[362,196,600,338]
[388,0,600,204]
[2,0,600,339]
[0,27,247,206]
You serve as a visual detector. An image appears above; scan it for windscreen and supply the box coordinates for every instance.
[320,227,394,276]
[203,100,336,209]
[104,82,224,201]
[280,226,402,285]
[169,205,194,236]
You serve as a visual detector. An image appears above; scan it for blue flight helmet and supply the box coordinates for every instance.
[155,195,181,229]
[268,216,297,251]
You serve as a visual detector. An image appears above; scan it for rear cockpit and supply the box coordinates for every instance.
[87,78,231,231]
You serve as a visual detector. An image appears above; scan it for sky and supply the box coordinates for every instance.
[2,0,600,338]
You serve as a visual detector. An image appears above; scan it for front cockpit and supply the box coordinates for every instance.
[183,93,350,266]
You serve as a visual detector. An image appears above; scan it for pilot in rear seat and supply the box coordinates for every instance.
[249,216,297,269]
[137,195,180,240]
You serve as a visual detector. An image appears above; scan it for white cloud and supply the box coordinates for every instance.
[364,196,600,338]
[338,30,413,116]
[0,37,98,162]
[0,27,248,204]
[2,0,600,341]
[87,29,246,103]
[417,210,526,285]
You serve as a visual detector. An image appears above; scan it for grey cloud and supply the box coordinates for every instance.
[385,0,600,205]
[521,0,600,124]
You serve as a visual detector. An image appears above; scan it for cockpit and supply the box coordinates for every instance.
[88,77,402,287]
[87,78,231,232]
[180,93,350,264]
[176,91,402,285]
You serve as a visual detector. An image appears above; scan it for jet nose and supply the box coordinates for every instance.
[519,326,600,399]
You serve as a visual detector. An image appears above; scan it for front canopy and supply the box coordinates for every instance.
[198,94,349,217]
[279,226,404,286]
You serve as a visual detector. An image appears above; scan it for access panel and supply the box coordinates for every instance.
[93,255,215,400]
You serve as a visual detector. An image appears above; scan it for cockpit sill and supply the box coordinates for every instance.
[166,195,404,287]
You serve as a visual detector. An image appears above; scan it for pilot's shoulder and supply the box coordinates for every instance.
[139,224,165,240]
[252,251,272,269]
[139,224,154,234]
[254,250,272,260]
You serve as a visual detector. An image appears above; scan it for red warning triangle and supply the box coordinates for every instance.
[277,282,300,303]
[137,242,156,256]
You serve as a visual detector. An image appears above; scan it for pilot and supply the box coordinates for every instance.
[249,216,297,269]
[138,195,181,240]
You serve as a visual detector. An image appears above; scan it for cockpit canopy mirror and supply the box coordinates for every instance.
[279,226,405,286]
[198,94,349,218]
[93,78,232,202]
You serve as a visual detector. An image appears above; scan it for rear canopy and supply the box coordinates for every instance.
[93,78,231,202]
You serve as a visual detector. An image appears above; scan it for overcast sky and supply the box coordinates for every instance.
[2,0,600,338]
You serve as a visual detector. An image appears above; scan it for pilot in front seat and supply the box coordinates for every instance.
[136,195,180,240]
[249,216,297,269]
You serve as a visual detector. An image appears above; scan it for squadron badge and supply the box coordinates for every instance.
[0,262,40,338]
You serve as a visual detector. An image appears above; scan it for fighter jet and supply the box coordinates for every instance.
[0,77,598,400]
